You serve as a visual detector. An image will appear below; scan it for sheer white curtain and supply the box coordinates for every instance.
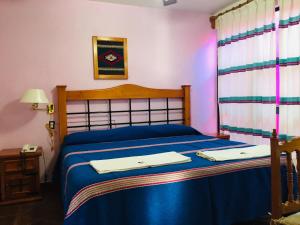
[217,0,276,144]
[278,0,300,140]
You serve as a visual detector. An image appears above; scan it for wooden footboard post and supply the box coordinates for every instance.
[182,85,191,126]
[271,129,282,220]
[57,85,67,145]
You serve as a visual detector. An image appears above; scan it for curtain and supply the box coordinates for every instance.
[217,0,276,144]
[278,0,300,140]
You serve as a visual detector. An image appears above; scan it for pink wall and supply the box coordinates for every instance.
[0,0,217,179]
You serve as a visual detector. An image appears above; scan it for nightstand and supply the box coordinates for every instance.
[207,133,230,140]
[216,133,230,140]
[0,147,42,205]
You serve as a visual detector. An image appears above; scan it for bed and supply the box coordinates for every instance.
[56,84,276,225]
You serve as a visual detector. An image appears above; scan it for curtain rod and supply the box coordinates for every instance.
[209,0,254,29]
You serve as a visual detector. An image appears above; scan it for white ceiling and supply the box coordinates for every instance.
[92,0,239,14]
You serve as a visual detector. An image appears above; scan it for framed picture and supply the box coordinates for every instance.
[93,36,128,80]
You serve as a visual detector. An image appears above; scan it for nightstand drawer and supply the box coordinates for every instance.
[4,158,37,173]
[5,175,36,200]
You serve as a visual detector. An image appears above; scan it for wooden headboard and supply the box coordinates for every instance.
[56,84,191,144]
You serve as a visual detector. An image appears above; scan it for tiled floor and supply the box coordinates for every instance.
[0,183,269,225]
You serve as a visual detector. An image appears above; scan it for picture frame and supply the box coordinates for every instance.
[93,36,128,80]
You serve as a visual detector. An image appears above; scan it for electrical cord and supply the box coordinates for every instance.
[41,148,48,183]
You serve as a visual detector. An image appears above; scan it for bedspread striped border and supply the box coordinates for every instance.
[65,157,272,219]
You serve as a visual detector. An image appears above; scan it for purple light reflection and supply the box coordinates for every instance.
[275,9,280,134]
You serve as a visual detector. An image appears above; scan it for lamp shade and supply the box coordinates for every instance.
[20,89,49,104]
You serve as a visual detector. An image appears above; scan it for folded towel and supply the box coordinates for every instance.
[90,156,148,174]
[277,212,300,225]
[90,151,191,174]
[196,145,270,161]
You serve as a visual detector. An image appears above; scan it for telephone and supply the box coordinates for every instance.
[22,144,38,153]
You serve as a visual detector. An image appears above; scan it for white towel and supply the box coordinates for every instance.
[90,151,191,174]
[196,145,270,161]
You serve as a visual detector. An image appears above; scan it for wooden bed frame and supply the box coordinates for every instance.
[270,129,300,223]
[56,84,191,144]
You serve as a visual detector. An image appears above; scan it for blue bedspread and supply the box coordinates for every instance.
[60,126,274,225]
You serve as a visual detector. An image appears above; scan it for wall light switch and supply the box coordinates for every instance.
[49,121,55,129]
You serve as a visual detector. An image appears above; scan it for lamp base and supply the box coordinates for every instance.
[31,103,54,114]
[31,103,39,110]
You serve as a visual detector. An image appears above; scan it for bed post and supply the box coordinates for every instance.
[57,85,67,145]
[182,85,191,126]
[271,129,282,220]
